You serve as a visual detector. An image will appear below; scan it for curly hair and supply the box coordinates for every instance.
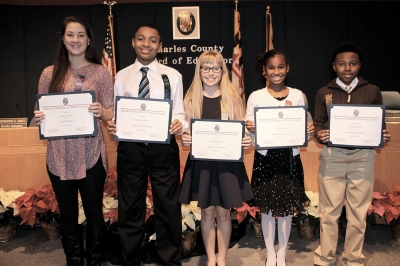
[331,41,363,63]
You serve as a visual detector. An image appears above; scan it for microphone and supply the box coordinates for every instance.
[16,102,20,118]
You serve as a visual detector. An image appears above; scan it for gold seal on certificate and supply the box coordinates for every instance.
[37,91,97,140]
[254,106,308,149]
[328,104,385,148]
[190,119,244,162]
[114,96,172,144]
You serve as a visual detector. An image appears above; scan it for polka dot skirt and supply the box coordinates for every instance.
[251,149,309,217]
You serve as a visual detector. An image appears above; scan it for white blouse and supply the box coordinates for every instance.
[245,87,306,156]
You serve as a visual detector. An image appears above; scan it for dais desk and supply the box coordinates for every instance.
[1,123,399,193]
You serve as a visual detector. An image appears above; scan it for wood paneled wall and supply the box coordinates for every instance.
[1,122,399,193]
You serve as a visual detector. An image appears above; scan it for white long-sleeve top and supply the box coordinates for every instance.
[245,87,306,156]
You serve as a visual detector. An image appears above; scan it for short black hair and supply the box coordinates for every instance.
[134,23,162,42]
[331,42,363,62]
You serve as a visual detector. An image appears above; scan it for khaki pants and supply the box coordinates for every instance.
[314,147,376,266]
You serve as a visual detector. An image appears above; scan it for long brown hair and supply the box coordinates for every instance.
[49,16,101,93]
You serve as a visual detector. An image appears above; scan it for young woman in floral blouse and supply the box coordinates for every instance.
[34,16,114,266]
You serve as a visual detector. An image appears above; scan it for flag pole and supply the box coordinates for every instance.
[235,0,238,11]
[104,1,117,77]
[266,6,273,52]
[265,6,274,87]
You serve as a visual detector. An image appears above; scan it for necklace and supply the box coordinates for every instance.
[267,86,288,98]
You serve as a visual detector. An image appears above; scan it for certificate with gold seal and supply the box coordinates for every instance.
[114,96,172,144]
[254,106,308,149]
[37,91,97,140]
[328,104,385,148]
[190,119,244,162]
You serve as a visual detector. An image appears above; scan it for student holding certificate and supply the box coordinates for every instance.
[107,24,185,266]
[34,16,114,266]
[179,50,253,266]
[313,42,391,266]
[245,49,314,266]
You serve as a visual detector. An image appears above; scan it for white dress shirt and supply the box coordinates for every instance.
[336,77,359,92]
[114,59,187,130]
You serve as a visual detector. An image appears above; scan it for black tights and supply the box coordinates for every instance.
[48,157,106,228]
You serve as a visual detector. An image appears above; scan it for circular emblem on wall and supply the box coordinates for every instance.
[353,110,359,117]
[278,111,283,118]
[141,103,146,111]
[177,10,195,35]
[63,98,68,105]
[214,125,220,132]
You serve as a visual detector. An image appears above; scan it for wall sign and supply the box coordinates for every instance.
[172,6,200,40]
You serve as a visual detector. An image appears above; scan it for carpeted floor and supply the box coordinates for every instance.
[0,223,399,266]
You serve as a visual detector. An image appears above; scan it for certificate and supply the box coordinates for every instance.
[328,104,385,148]
[254,106,307,149]
[114,96,172,144]
[37,91,97,140]
[190,119,244,162]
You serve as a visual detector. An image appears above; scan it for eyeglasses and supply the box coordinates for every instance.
[200,66,222,73]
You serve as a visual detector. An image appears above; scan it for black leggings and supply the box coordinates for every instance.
[48,157,106,228]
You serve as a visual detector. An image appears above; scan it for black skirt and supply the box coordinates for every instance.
[251,149,309,217]
[179,155,254,209]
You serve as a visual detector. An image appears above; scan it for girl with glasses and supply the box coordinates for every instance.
[179,50,253,266]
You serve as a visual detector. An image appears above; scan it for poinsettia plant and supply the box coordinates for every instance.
[145,179,154,222]
[104,165,118,199]
[103,195,118,224]
[234,202,261,224]
[77,190,119,225]
[0,188,24,215]
[14,184,59,227]
[0,188,24,227]
[181,201,201,236]
[102,165,119,224]
[368,184,400,224]
[304,191,320,218]
[293,191,320,227]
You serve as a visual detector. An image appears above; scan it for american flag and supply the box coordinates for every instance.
[102,15,116,79]
[231,9,245,109]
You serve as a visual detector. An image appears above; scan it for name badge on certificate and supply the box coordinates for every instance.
[114,96,172,144]
[190,119,245,162]
[37,91,97,140]
[254,106,308,149]
[328,104,385,148]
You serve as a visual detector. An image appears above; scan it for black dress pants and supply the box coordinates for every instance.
[48,156,106,228]
[117,136,182,266]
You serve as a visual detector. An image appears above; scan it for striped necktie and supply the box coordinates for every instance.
[139,67,150,98]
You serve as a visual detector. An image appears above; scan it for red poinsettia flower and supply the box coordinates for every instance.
[14,185,59,227]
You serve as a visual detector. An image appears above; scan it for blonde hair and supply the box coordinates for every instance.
[184,50,244,120]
